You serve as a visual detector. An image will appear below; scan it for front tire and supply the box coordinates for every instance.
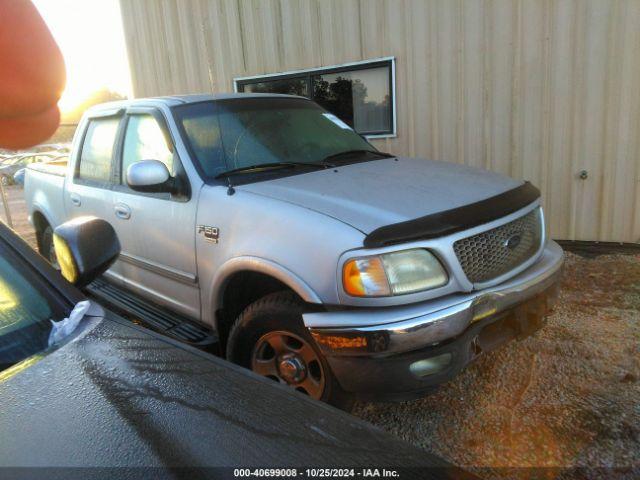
[226,291,353,410]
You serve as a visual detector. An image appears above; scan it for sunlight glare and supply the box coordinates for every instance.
[32,0,131,115]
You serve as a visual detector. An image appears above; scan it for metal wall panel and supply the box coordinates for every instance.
[119,0,640,242]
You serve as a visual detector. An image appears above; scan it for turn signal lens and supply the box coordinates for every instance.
[342,256,391,297]
[311,333,368,351]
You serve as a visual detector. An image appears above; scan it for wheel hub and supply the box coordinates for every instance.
[278,353,306,383]
[251,330,325,399]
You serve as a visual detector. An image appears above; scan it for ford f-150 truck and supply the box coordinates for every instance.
[25,93,564,406]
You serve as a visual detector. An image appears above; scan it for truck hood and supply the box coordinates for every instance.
[239,157,523,234]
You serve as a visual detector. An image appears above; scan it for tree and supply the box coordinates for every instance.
[313,77,368,128]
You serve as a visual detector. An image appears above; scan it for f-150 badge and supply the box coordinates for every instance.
[197,225,219,243]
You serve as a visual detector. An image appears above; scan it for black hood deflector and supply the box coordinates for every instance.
[363,182,540,248]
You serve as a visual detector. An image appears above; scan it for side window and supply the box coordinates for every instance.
[122,114,174,182]
[78,117,120,182]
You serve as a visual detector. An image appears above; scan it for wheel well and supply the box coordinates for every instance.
[216,271,302,353]
[32,211,49,233]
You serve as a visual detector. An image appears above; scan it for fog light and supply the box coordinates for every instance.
[409,353,452,378]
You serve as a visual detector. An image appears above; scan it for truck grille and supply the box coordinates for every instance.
[453,208,542,284]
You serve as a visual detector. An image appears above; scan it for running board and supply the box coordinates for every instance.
[86,278,218,349]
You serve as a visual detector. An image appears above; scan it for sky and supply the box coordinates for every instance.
[32,0,132,114]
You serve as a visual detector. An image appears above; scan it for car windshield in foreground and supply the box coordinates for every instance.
[173,97,390,181]
[0,241,68,371]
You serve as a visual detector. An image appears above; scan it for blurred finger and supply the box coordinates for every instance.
[0,0,65,118]
[0,105,60,149]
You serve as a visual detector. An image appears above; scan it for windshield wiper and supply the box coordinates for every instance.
[214,161,335,196]
[214,161,332,180]
[322,149,394,164]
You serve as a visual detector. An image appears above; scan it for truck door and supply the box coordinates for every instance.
[64,112,123,285]
[109,108,200,320]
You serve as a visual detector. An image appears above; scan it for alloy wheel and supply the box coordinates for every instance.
[251,330,325,399]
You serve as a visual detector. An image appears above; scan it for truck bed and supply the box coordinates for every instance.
[24,161,68,229]
[27,159,67,176]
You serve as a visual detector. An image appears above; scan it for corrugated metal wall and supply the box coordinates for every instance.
[120,0,640,242]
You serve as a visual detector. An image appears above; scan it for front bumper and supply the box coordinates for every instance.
[305,240,564,400]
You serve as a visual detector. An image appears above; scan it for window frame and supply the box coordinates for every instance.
[234,57,396,139]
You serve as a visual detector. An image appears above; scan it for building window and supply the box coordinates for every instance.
[241,77,309,97]
[235,58,395,137]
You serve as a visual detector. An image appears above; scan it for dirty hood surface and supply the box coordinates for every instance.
[239,157,523,234]
[0,313,450,470]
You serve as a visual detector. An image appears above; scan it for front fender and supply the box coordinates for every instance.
[211,256,323,312]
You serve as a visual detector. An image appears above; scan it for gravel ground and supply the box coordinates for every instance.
[354,251,640,477]
[0,185,36,248]
[2,185,638,476]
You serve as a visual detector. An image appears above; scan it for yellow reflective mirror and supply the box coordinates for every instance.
[52,233,79,284]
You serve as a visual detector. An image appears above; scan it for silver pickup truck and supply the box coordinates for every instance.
[25,93,564,406]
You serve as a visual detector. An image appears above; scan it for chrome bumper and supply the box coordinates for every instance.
[306,240,564,357]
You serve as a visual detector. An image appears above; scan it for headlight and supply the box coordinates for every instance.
[342,249,448,297]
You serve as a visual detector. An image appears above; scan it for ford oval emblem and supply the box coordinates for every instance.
[503,234,522,250]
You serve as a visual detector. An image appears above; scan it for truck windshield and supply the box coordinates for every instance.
[173,97,379,180]
[0,242,68,371]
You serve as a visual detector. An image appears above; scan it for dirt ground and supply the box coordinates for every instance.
[3,184,638,476]
[0,185,36,248]
[354,251,640,477]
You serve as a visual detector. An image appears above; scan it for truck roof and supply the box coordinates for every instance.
[85,93,306,113]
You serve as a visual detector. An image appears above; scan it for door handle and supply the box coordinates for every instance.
[69,193,81,207]
[114,203,131,220]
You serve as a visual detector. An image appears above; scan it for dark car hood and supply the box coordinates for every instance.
[0,311,453,471]
[238,157,522,234]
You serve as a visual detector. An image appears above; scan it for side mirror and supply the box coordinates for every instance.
[53,217,120,287]
[126,160,172,193]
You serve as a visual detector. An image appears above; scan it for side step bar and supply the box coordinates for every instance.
[86,278,218,350]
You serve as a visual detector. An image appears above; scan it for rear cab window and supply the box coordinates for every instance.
[77,117,120,184]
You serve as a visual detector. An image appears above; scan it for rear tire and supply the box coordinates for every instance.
[38,224,59,269]
[226,291,354,410]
